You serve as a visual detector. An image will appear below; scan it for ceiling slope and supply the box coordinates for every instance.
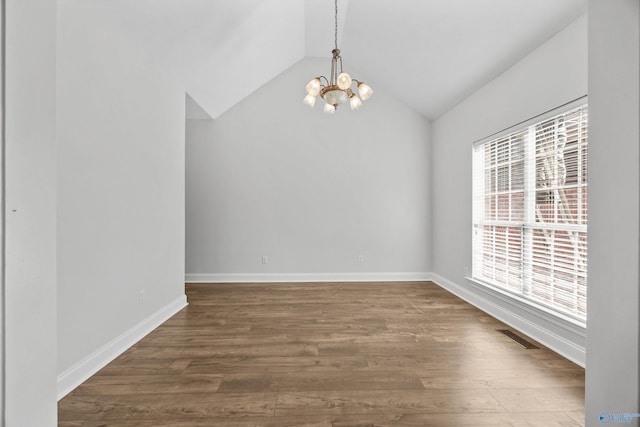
[339,0,587,119]
[89,0,586,120]
[99,0,306,119]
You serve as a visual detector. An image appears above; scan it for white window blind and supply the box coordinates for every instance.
[472,104,588,322]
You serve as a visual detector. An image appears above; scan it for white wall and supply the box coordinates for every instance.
[585,1,639,425]
[1,0,4,418]
[5,0,58,424]
[186,58,431,282]
[431,15,588,364]
[56,1,186,396]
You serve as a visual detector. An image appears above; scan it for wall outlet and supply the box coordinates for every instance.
[358,255,365,263]
[138,290,145,305]
[262,255,268,265]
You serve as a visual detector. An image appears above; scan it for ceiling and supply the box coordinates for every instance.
[97,0,587,120]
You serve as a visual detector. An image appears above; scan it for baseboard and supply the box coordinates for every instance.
[430,273,586,367]
[185,272,434,283]
[57,294,188,400]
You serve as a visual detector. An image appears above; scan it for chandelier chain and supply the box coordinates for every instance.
[334,0,338,50]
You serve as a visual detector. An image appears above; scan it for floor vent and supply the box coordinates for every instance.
[497,329,539,349]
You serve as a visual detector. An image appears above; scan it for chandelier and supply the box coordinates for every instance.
[303,0,373,113]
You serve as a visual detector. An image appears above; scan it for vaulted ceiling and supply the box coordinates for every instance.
[98,0,587,120]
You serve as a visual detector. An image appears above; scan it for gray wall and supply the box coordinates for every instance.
[56,1,186,397]
[186,58,432,282]
[5,0,58,424]
[585,1,639,425]
[1,1,3,419]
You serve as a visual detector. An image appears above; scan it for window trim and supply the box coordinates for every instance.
[466,275,587,329]
[471,96,588,326]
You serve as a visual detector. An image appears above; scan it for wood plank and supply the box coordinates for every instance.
[417,368,585,390]
[331,412,583,426]
[216,370,425,393]
[367,352,567,372]
[59,392,278,421]
[95,358,191,376]
[126,343,319,359]
[183,356,370,374]
[275,389,505,416]
[73,374,223,395]
[488,387,585,412]
[80,416,333,427]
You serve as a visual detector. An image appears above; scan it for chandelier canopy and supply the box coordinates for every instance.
[304,0,373,113]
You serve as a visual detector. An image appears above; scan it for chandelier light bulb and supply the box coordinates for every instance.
[357,82,374,101]
[303,93,317,108]
[306,78,321,96]
[337,72,352,90]
[349,94,363,110]
[324,103,336,114]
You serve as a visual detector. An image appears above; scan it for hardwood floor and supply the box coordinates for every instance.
[58,281,585,426]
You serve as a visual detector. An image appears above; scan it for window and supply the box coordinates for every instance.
[472,104,588,322]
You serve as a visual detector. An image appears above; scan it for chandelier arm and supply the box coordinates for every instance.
[318,76,330,86]
[331,57,337,85]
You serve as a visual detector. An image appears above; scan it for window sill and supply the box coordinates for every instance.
[466,276,587,331]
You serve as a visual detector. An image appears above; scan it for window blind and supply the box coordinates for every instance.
[472,104,588,321]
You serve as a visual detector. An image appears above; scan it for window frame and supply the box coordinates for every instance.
[471,97,588,327]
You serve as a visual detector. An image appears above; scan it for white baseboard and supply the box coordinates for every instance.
[185,272,434,283]
[57,294,188,400]
[430,273,586,367]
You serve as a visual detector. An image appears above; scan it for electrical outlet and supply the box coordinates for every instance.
[138,290,145,305]
[358,255,365,263]
[262,255,268,265]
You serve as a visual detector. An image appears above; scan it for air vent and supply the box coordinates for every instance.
[497,329,539,349]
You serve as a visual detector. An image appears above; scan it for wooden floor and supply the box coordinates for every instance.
[59,281,585,426]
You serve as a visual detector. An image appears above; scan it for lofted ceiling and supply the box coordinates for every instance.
[96,0,587,120]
